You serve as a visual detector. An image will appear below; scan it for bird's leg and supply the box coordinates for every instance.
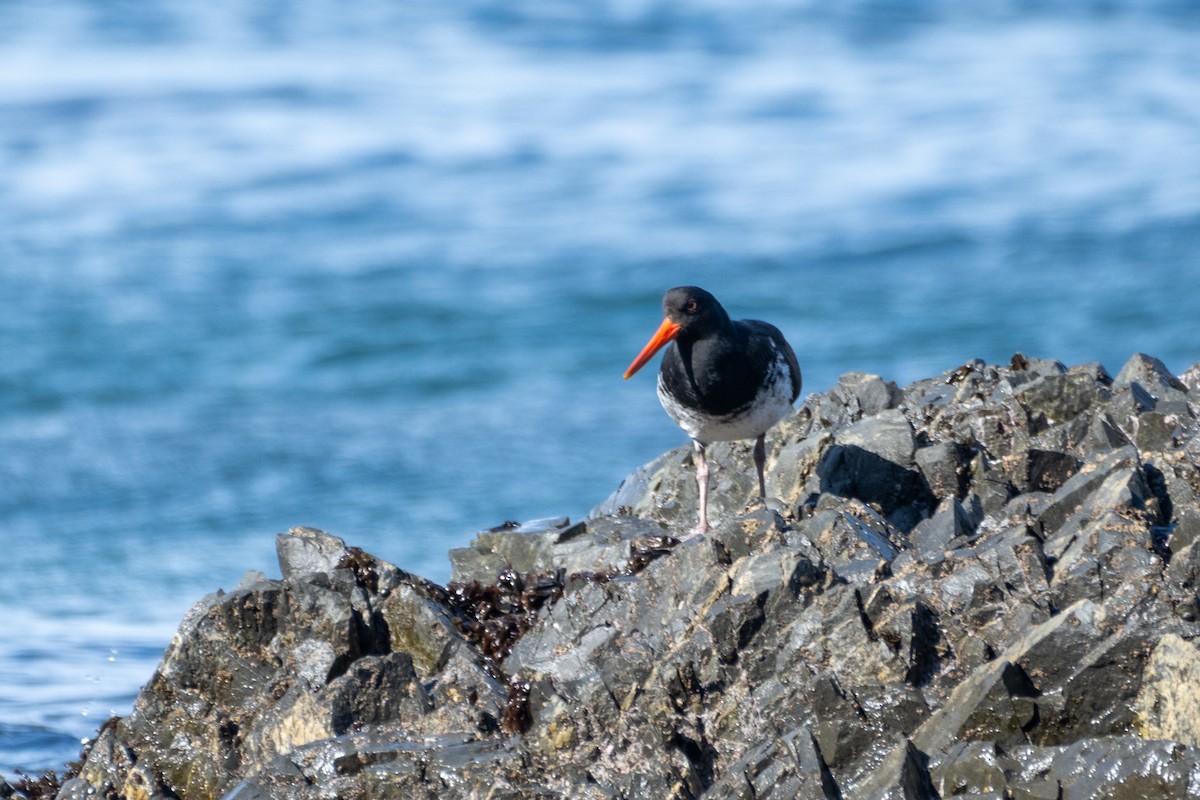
[753,433,768,499]
[683,440,711,539]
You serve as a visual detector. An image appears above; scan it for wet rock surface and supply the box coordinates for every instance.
[55,353,1200,799]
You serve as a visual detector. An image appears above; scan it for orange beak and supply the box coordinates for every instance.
[623,318,681,379]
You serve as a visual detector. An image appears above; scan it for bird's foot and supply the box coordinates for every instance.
[677,522,711,542]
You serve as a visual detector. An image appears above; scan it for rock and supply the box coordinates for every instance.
[1153,458,1200,553]
[1013,738,1200,798]
[1134,633,1200,747]
[1023,448,1081,493]
[1015,369,1106,429]
[705,727,840,799]
[1033,445,1142,539]
[1115,352,1189,397]
[1180,360,1200,395]
[276,526,351,578]
[816,409,936,530]
[1108,353,1195,451]
[55,355,1200,800]
[932,740,1020,798]
[245,652,434,764]
[907,498,976,564]
[448,515,671,585]
[828,371,902,418]
[913,440,967,501]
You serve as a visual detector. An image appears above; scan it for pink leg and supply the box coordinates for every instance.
[683,440,711,539]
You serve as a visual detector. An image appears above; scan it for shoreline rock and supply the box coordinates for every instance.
[27,353,1200,799]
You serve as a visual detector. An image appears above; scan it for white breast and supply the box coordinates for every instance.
[656,350,795,444]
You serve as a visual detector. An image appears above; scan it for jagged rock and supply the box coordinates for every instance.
[817,409,936,530]
[1016,738,1200,798]
[706,726,841,799]
[1109,353,1195,451]
[276,526,352,578]
[906,497,976,564]
[1152,454,1200,553]
[829,371,903,419]
[55,356,1200,800]
[448,515,671,585]
[1134,633,1200,747]
[913,439,968,501]
[1180,360,1200,396]
[1116,353,1189,400]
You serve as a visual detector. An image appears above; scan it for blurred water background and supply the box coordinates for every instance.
[2,0,1199,778]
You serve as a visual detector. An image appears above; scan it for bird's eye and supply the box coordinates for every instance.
[685,300,698,313]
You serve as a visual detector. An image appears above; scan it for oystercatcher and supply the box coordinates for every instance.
[624,286,801,536]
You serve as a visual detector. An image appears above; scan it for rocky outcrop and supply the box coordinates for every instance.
[47,353,1200,799]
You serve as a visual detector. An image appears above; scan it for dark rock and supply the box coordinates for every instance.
[913,440,968,501]
[965,450,1014,518]
[707,727,841,799]
[449,514,669,585]
[1107,354,1195,451]
[1013,738,1200,798]
[56,355,1200,800]
[898,740,939,800]
[1115,352,1189,396]
[816,410,936,530]
[828,371,902,418]
[1023,448,1081,493]
[907,498,976,564]
[1033,445,1141,539]
[1015,369,1106,430]
[931,740,1020,798]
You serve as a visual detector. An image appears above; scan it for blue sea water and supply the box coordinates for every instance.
[2,0,1199,778]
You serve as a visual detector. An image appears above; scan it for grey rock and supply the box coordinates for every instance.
[449,514,669,585]
[931,740,1021,798]
[707,727,841,799]
[913,440,967,501]
[55,355,1200,800]
[817,409,936,529]
[828,371,902,418]
[908,498,975,564]
[1033,445,1141,539]
[49,778,92,800]
[1109,354,1195,450]
[1014,738,1200,798]
[276,526,351,579]
[1180,360,1200,396]
[965,450,1013,519]
[1015,369,1106,430]
[1115,352,1189,395]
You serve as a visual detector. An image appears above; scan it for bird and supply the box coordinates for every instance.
[624,286,801,537]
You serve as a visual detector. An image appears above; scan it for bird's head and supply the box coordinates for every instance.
[623,286,729,379]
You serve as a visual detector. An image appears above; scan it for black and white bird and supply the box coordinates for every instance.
[624,286,801,537]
